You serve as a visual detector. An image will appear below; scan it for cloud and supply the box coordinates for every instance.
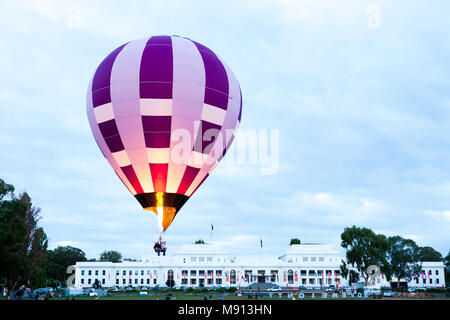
[0,0,449,259]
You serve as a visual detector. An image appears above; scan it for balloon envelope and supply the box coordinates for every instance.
[86,35,242,231]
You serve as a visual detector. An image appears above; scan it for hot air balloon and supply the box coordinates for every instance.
[86,35,242,234]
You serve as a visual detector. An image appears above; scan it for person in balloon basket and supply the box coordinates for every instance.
[161,241,167,256]
[154,241,162,256]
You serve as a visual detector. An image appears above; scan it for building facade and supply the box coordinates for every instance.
[74,243,446,289]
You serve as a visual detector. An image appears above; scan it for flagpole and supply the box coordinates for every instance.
[259,237,262,258]
[210,222,213,244]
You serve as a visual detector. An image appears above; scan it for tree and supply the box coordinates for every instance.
[0,179,48,291]
[290,238,301,245]
[340,226,390,282]
[444,251,450,286]
[340,260,349,279]
[46,246,87,282]
[195,239,205,244]
[100,250,122,263]
[419,246,443,262]
[386,236,421,283]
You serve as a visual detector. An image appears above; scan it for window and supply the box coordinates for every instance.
[102,279,105,284]
[319,257,324,262]
[129,270,132,275]
[416,278,419,284]
[81,279,84,284]
[423,279,426,284]
[95,270,98,276]
[199,257,204,262]
[181,279,188,285]
[270,270,278,282]
[191,257,196,262]
[88,279,91,284]
[123,279,126,284]
[207,257,213,262]
[303,257,308,262]
[190,270,197,276]
[168,270,174,281]
[123,270,126,275]
[88,270,92,276]
[207,279,213,285]
[116,271,119,276]
[183,258,186,263]
[102,270,106,276]
[190,279,197,285]
[301,270,306,277]
[309,278,315,284]
[216,279,222,285]
[182,270,188,278]
[129,279,132,284]
[429,279,432,284]
[135,279,138,284]
[230,270,236,284]
[116,279,119,285]
[135,270,138,275]
[207,270,213,277]
[147,279,150,284]
[141,270,144,276]
[81,270,85,276]
[288,270,294,284]
[153,279,157,284]
[141,279,144,284]
[302,279,306,284]
[436,279,440,284]
[216,270,222,277]
[309,270,315,277]
[199,270,205,277]
[311,257,316,262]
[436,270,439,275]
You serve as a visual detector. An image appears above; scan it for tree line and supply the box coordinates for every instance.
[339,226,449,286]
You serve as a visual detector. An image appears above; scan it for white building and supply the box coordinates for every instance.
[74,243,446,289]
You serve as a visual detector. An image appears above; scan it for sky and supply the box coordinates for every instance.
[1,0,449,260]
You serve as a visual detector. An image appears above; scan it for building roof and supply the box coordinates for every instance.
[173,243,229,256]
[283,244,340,255]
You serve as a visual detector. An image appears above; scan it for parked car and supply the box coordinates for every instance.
[306,286,313,290]
[267,287,281,292]
[407,287,416,292]
[313,286,321,290]
[298,286,306,290]
[383,290,395,297]
[366,288,381,297]
[416,286,426,291]
[33,287,53,297]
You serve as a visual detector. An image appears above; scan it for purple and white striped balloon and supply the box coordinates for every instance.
[86,35,242,231]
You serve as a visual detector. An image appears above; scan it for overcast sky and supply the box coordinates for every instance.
[1,0,449,260]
